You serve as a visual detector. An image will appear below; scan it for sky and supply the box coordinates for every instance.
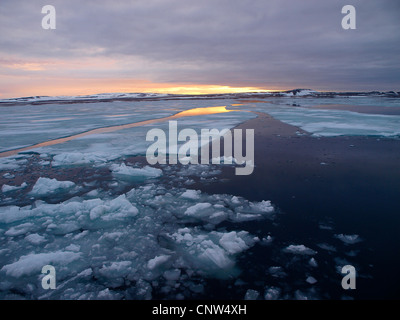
[0,0,399,98]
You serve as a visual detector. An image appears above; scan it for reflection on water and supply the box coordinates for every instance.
[0,106,238,158]
[174,106,233,117]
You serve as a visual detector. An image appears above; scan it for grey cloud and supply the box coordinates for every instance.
[0,0,399,91]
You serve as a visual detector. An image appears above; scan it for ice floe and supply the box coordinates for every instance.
[2,183,27,193]
[0,172,276,299]
[30,178,76,196]
[334,234,362,245]
[283,245,317,255]
[111,163,162,182]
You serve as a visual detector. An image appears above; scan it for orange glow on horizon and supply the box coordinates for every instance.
[0,55,288,99]
[0,79,282,99]
[151,85,273,95]
[0,56,285,98]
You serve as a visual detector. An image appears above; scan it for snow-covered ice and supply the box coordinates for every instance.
[30,178,75,196]
[0,165,277,299]
[111,163,162,181]
[334,234,362,245]
[2,183,27,193]
[283,245,317,255]
[306,276,318,285]
[1,251,82,277]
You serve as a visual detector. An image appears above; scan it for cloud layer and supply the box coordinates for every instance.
[1,0,399,97]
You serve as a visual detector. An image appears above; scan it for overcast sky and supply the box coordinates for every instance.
[0,0,399,98]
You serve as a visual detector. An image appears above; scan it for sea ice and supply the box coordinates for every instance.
[244,289,260,300]
[24,233,46,245]
[180,189,201,200]
[1,251,82,277]
[30,177,75,196]
[264,287,281,300]
[306,276,318,284]
[334,234,362,245]
[111,163,162,181]
[283,245,317,255]
[1,182,27,193]
[147,255,171,270]
[218,231,253,255]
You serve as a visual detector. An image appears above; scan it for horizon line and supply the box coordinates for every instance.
[2,88,400,101]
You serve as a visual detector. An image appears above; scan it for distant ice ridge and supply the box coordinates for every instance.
[2,89,398,105]
[281,89,319,97]
[0,175,275,299]
[0,92,169,104]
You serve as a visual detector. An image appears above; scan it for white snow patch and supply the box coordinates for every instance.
[5,223,35,237]
[111,163,162,181]
[1,251,81,277]
[250,200,274,213]
[184,203,212,216]
[309,258,318,268]
[334,234,362,245]
[2,182,27,193]
[219,231,251,254]
[147,255,171,270]
[163,269,181,281]
[180,189,201,200]
[264,287,281,300]
[25,233,46,245]
[30,177,75,196]
[244,289,260,300]
[284,245,317,255]
[306,276,318,284]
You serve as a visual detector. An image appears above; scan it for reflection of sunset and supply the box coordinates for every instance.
[0,106,239,158]
[174,106,233,117]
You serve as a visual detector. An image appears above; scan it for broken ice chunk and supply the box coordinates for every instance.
[1,251,81,277]
[1,182,27,193]
[334,234,362,245]
[283,245,317,255]
[180,189,201,200]
[147,255,171,270]
[30,177,75,196]
[244,289,260,300]
[111,163,162,181]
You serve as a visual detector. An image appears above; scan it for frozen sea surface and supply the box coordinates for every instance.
[0,96,395,299]
[1,97,399,158]
[0,160,277,299]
